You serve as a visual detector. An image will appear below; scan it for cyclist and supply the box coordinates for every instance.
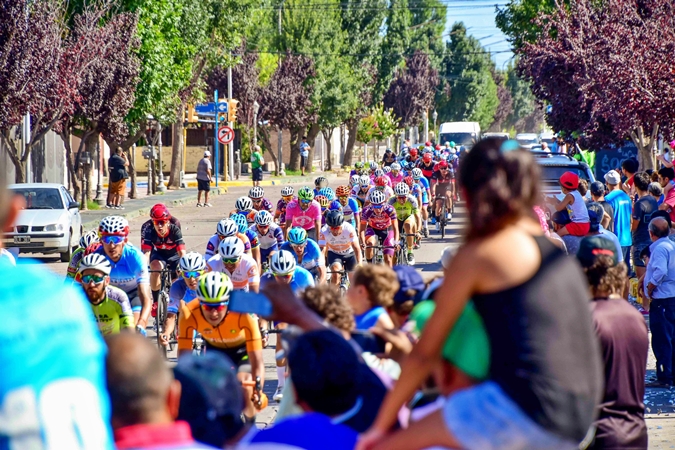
[205,218,252,259]
[161,252,205,347]
[352,175,372,207]
[350,162,364,178]
[275,186,295,225]
[320,210,362,286]
[335,185,360,229]
[207,237,260,293]
[372,169,391,188]
[387,162,405,187]
[95,216,151,334]
[249,186,273,214]
[78,253,135,335]
[314,176,328,197]
[284,186,322,242]
[360,190,399,267]
[367,176,394,202]
[141,203,186,307]
[231,212,262,271]
[281,226,326,283]
[140,203,181,245]
[432,159,455,224]
[178,272,264,422]
[412,167,432,236]
[260,249,315,293]
[389,182,421,264]
[318,186,335,201]
[231,196,256,225]
[66,230,99,282]
[249,210,284,267]
[405,148,419,166]
[417,152,435,180]
[368,162,379,178]
[349,174,360,190]
[315,195,330,225]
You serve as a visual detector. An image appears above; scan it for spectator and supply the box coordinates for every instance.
[645,217,675,388]
[578,178,589,199]
[551,209,583,255]
[196,150,212,207]
[541,141,550,152]
[604,169,633,270]
[381,148,397,167]
[658,167,675,223]
[251,145,264,187]
[586,202,624,264]
[106,333,213,449]
[108,147,129,209]
[657,142,674,169]
[620,158,639,197]
[590,181,615,232]
[347,264,399,331]
[649,181,663,204]
[300,137,310,176]
[575,236,648,449]
[632,172,659,281]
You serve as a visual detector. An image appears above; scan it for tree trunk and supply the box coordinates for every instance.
[126,146,138,199]
[84,133,99,202]
[168,111,185,189]
[322,129,334,171]
[344,119,358,168]
[305,123,321,174]
[288,127,301,171]
[60,129,82,204]
[0,132,24,183]
[259,126,278,172]
[630,124,657,171]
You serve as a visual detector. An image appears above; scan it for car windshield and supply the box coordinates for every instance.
[440,132,476,146]
[517,136,538,146]
[540,166,591,184]
[11,188,63,210]
[540,137,556,145]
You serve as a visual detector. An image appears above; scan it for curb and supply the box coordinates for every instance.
[102,172,346,189]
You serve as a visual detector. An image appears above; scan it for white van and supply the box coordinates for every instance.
[439,122,480,150]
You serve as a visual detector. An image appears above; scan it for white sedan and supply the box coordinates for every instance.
[2,183,82,262]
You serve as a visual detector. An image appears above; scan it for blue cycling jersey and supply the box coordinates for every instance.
[418,176,430,203]
[95,244,149,295]
[342,197,361,227]
[0,259,114,449]
[168,277,198,315]
[260,266,315,294]
[280,239,324,271]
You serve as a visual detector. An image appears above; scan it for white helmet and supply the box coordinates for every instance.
[369,190,386,205]
[383,166,392,174]
[270,250,296,275]
[218,236,244,259]
[216,218,238,237]
[374,169,384,177]
[99,216,129,236]
[235,196,253,211]
[255,210,273,226]
[350,175,360,186]
[281,186,294,197]
[391,162,401,171]
[394,182,410,196]
[411,168,423,179]
[370,162,378,171]
[449,148,457,155]
[179,252,206,272]
[79,230,99,249]
[78,253,111,276]
[249,186,264,199]
[359,175,371,187]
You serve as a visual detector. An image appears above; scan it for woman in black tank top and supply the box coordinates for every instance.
[359,138,603,450]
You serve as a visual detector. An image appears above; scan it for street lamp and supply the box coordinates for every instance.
[432,110,438,141]
[253,101,260,149]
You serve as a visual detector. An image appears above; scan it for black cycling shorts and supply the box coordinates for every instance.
[150,250,180,274]
[327,251,358,271]
[204,342,251,373]
[127,288,142,312]
[435,183,452,197]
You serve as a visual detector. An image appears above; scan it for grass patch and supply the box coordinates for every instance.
[86,200,101,210]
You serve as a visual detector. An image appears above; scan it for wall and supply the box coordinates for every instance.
[1,130,68,185]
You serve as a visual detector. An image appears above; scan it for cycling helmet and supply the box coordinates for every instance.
[150,203,171,220]
[422,153,432,163]
[369,189,386,205]
[411,168,423,179]
[78,253,112,276]
[425,141,432,147]
[444,141,451,147]
[374,169,385,178]
[230,213,249,233]
[99,216,129,236]
[84,242,102,256]
[314,176,328,188]
[79,230,99,249]
[359,175,371,187]
[394,182,410,196]
[196,272,233,304]
[435,145,442,151]
[335,185,351,197]
[179,252,206,272]
[391,162,401,172]
[270,250,297,275]
[375,176,387,187]
[404,176,415,187]
[355,162,364,169]
[298,186,315,201]
[281,186,294,197]
[410,148,418,157]
[255,210,273,226]
[319,187,335,201]
[288,227,308,245]
[315,195,329,208]
[218,236,245,259]
[383,166,392,174]
[369,162,378,171]
[438,160,449,169]
[249,186,264,199]
[235,196,253,211]
[449,141,456,147]
[216,218,238,237]
[325,210,344,227]
[329,200,342,211]
[349,175,360,187]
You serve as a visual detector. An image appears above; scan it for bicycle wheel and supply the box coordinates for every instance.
[157,291,168,357]
[440,204,447,239]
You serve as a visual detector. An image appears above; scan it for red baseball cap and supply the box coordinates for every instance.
[560,171,579,189]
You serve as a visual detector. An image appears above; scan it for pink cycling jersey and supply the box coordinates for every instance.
[361,204,397,230]
[388,172,405,186]
[285,200,321,230]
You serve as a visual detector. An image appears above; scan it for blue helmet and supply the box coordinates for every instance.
[230,213,249,234]
[329,200,342,211]
[318,187,335,201]
[288,227,308,245]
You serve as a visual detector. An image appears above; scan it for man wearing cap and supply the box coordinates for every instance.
[590,181,614,232]
[575,236,648,447]
[586,203,623,264]
[645,217,675,387]
[605,169,633,268]
[197,150,212,207]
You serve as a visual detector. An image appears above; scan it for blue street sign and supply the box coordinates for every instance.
[195,102,228,116]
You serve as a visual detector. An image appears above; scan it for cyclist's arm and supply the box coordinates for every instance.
[251,246,261,272]
[352,240,362,265]
[65,248,83,281]
[177,302,197,356]
[391,213,400,243]
[243,315,265,386]
[248,261,260,293]
[117,290,136,332]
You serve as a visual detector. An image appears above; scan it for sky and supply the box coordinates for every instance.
[444,0,514,69]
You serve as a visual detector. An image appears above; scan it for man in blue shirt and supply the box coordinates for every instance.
[645,217,675,387]
[300,136,310,176]
[604,170,633,270]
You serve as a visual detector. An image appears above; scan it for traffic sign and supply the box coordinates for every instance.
[218,126,234,144]
[195,101,228,116]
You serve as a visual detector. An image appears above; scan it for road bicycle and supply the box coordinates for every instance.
[395,233,418,266]
[149,268,175,358]
[327,268,350,296]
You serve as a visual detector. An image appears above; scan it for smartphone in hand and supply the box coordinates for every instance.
[228,291,273,317]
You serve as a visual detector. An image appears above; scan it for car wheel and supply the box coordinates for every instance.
[60,229,74,263]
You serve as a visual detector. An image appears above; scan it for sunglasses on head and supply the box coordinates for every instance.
[200,302,228,311]
[81,274,106,284]
[101,235,125,245]
[221,257,241,264]
[182,270,203,279]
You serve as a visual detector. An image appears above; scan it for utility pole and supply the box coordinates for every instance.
[157,122,165,192]
[423,110,429,143]
[214,89,220,187]
[277,0,284,175]
[228,66,234,181]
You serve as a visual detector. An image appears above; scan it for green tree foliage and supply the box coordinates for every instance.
[437,22,499,131]
[375,0,411,100]
[408,0,447,69]
[357,104,400,143]
[504,61,541,132]
[495,0,558,51]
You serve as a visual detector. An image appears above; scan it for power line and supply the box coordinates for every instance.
[241,49,512,56]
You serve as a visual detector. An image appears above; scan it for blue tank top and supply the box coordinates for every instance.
[354,306,387,330]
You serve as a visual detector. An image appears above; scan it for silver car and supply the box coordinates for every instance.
[3,183,82,262]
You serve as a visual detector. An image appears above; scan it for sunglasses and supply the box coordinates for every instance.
[274,273,293,280]
[372,204,384,209]
[300,199,311,204]
[200,302,228,311]
[81,274,106,284]
[397,196,407,200]
[440,168,449,171]
[338,196,349,201]
[282,196,293,201]
[329,226,342,231]
[153,220,169,226]
[101,235,125,245]
[221,257,241,264]
[252,198,262,203]
[257,225,270,230]
[182,270,203,279]
[291,242,306,248]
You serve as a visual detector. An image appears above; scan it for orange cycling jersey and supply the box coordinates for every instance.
[178,299,262,352]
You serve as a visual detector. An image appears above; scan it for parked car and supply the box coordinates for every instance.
[539,131,556,146]
[482,132,510,142]
[515,133,540,150]
[2,183,82,262]
[439,122,481,150]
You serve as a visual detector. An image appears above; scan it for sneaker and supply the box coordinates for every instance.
[204,203,212,207]
[105,204,112,209]
[422,227,429,238]
[116,206,124,210]
[430,217,436,225]
[151,302,158,318]
[407,253,415,265]
[196,203,203,207]
[447,213,452,221]
[273,386,284,402]
[435,222,440,231]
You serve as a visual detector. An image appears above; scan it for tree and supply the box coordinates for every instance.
[375,0,411,101]
[408,0,447,69]
[495,0,558,51]
[357,103,400,160]
[383,50,439,128]
[488,68,513,132]
[504,62,541,132]
[518,0,675,168]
